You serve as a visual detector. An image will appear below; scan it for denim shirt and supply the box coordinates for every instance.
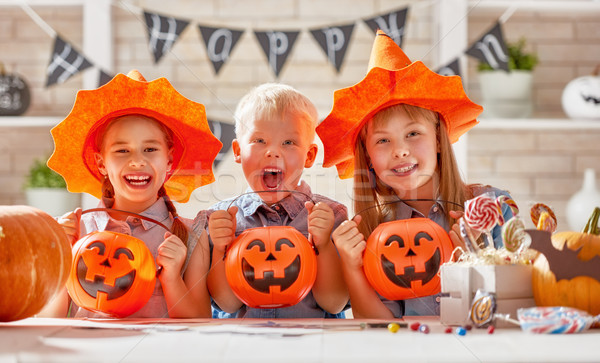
[380,186,514,318]
[73,199,202,318]
[209,181,348,319]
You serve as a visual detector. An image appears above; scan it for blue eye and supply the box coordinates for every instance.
[144,147,158,152]
[376,138,389,144]
[283,140,294,145]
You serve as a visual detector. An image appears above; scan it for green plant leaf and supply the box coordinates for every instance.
[478,37,538,71]
[25,158,67,189]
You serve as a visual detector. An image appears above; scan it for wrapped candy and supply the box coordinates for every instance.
[530,203,557,233]
[501,216,531,253]
[517,307,599,334]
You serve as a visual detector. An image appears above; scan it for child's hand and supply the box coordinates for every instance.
[305,201,335,249]
[208,206,238,254]
[157,231,187,281]
[331,215,365,269]
[448,210,481,253]
[57,207,82,245]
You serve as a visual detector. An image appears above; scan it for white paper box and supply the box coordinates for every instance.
[440,264,535,327]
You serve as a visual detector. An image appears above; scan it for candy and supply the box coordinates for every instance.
[387,323,400,333]
[418,324,430,334]
[465,194,501,232]
[517,307,594,334]
[530,203,557,232]
[444,327,452,334]
[487,326,495,334]
[496,195,519,225]
[410,322,420,331]
[470,290,497,328]
[501,216,531,253]
[455,327,467,336]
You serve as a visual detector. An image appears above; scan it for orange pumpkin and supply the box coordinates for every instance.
[225,226,317,308]
[0,206,71,322]
[532,207,600,315]
[66,231,156,318]
[363,218,454,300]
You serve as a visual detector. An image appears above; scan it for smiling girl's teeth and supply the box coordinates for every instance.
[393,165,415,173]
[125,175,150,185]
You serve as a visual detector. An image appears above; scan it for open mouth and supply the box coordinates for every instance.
[262,168,283,190]
[391,164,417,175]
[124,175,151,187]
[381,248,441,289]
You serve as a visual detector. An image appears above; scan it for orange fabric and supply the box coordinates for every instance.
[316,30,483,179]
[48,71,222,203]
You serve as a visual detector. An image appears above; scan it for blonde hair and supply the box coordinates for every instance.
[234,83,318,141]
[353,104,478,238]
[97,114,189,246]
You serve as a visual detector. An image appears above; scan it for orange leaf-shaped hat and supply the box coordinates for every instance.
[316,30,483,179]
[48,70,222,203]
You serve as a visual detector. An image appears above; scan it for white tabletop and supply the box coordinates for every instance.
[0,316,597,362]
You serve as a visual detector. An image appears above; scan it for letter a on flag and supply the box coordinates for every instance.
[198,25,244,75]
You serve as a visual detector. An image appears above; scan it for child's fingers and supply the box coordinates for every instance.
[449,210,464,219]
[304,201,314,214]
[352,214,362,225]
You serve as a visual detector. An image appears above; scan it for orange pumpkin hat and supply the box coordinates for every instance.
[316,30,483,179]
[48,70,222,203]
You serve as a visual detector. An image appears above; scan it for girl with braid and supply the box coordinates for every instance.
[45,70,222,318]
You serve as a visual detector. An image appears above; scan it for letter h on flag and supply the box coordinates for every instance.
[45,35,93,87]
[143,11,190,64]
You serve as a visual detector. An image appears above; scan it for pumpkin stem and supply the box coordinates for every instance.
[582,207,600,235]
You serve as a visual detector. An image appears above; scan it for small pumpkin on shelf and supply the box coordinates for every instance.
[0,63,31,116]
[531,207,600,315]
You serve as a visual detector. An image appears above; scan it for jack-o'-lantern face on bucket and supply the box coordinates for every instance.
[225,226,317,308]
[66,231,156,318]
[363,218,454,300]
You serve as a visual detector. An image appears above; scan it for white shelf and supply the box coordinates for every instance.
[477,118,600,129]
[0,116,62,127]
[468,0,600,12]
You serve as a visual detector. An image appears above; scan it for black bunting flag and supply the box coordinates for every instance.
[310,23,355,73]
[254,30,300,78]
[465,22,509,72]
[98,69,114,88]
[45,35,93,87]
[143,11,190,64]
[436,58,461,78]
[208,120,235,168]
[198,25,244,75]
[364,7,408,47]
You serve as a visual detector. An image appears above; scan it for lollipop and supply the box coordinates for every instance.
[530,203,557,233]
[501,216,531,253]
[464,194,500,232]
[470,290,497,328]
[517,307,596,334]
[496,195,519,225]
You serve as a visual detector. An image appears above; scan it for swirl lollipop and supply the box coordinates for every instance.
[502,216,531,253]
[465,194,501,232]
[530,203,557,233]
[496,195,519,225]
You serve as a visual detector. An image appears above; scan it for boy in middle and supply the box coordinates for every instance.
[207,83,349,318]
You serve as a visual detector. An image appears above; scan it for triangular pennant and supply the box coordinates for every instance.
[363,7,408,47]
[208,119,235,168]
[309,23,355,73]
[98,69,114,87]
[254,30,300,77]
[45,35,93,87]
[198,25,244,75]
[465,21,509,72]
[436,58,461,77]
[143,11,190,64]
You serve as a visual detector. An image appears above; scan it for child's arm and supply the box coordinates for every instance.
[305,202,349,314]
[332,216,395,319]
[206,207,244,314]
[157,231,210,318]
[37,208,83,317]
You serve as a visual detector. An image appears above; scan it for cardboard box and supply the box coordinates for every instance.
[440,264,535,327]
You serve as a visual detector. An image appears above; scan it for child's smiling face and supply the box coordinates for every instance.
[364,108,439,199]
[232,110,317,204]
[95,115,173,213]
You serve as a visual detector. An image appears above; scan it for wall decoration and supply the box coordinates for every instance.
[436,58,461,78]
[310,23,355,73]
[254,30,300,77]
[363,7,408,47]
[98,70,114,88]
[465,22,509,72]
[0,64,31,116]
[45,36,93,87]
[143,11,190,64]
[198,25,245,75]
[208,119,235,168]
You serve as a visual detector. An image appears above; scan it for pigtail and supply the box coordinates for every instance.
[101,177,116,208]
[158,186,188,247]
